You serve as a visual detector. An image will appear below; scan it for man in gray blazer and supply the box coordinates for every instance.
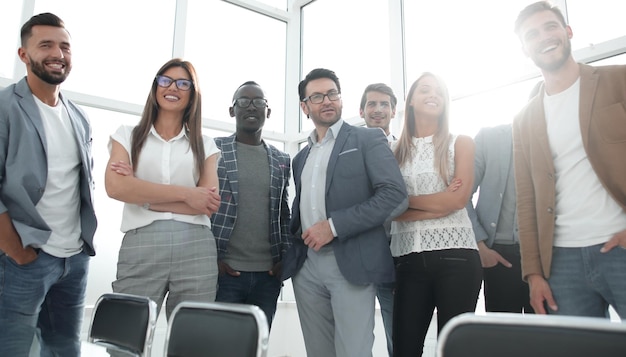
[282,68,408,357]
[0,13,97,356]
[466,124,532,313]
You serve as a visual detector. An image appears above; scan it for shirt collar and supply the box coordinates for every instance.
[307,119,344,146]
[149,125,188,142]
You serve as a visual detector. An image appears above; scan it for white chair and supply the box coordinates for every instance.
[88,292,158,357]
[164,301,269,357]
[437,312,626,357]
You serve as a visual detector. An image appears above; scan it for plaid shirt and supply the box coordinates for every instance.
[211,135,292,264]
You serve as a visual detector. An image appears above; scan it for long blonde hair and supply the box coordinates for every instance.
[394,72,452,183]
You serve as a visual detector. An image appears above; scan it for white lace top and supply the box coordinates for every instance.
[390,135,477,257]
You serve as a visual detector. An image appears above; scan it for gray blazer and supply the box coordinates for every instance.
[466,124,513,248]
[282,122,408,284]
[0,78,97,255]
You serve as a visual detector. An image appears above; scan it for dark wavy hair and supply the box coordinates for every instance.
[298,68,341,101]
[21,13,68,46]
[514,1,567,36]
[359,83,397,111]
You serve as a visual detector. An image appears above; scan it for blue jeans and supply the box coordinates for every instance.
[0,249,89,357]
[547,244,626,319]
[376,282,394,357]
[216,271,282,327]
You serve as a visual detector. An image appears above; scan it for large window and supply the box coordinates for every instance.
[300,0,394,132]
[403,0,541,138]
[34,0,177,106]
[186,0,287,133]
[0,2,22,79]
[567,0,626,51]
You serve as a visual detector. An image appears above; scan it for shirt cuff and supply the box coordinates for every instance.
[328,218,338,237]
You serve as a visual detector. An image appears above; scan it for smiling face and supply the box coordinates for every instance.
[300,78,342,129]
[19,25,72,85]
[360,91,395,135]
[408,75,444,119]
[519,10,573,72]
[155,66,192,114]
[230,83,269,135]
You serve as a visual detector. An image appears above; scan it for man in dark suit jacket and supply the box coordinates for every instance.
[282,68,407,357]
[0,13,97,356]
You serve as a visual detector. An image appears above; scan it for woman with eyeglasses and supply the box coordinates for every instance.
[105,58,221,320]
[390,73,482,357]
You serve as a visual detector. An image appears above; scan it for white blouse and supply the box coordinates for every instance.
[109,125,220,232]
[390,135,476,257]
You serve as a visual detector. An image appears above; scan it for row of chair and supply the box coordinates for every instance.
[89,292,626,357]
[87,293,269,357]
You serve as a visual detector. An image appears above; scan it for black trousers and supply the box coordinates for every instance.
[483,243,534,313]
[392,249,482,357]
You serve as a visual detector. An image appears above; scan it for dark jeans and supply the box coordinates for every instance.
[392,249,482,357]
[216,271,282,328]
[483,243,533,313]
[0,250,89,357]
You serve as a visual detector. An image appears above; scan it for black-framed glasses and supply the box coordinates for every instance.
[233,97,268,108]
[155,75,193,91]
[303,91,341,104]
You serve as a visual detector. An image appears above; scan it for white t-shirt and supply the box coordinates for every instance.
[33,95,83,257]
[544,79,626,247]
[109,125,220,232]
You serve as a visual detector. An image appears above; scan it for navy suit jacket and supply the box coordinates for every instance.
[0,78,97,255]
[282,122,408,285]
[466,124,514,248]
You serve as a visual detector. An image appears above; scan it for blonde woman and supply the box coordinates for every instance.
[391,73,482,356]
[105,58,220,319]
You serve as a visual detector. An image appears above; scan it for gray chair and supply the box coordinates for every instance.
[164,301,269,357]
[437,312,626,357]
[88,292,158,357]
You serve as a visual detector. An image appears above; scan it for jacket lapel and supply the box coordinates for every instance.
[222,136,240,204]
[326,122,350,193]
[16,79,47,154]
[578,64,598,151]
[530,86,555,168]
[499,125,513,183]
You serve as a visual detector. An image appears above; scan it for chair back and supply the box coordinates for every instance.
[164,301,269,357]
[88,292,158,357]
[437,312,626,357]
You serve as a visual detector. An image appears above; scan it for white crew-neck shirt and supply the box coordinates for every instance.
[33,95,83,257]
[544,78,626,247]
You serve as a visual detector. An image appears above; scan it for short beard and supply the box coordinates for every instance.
[533,38,572,72]
[29,56,70,85]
